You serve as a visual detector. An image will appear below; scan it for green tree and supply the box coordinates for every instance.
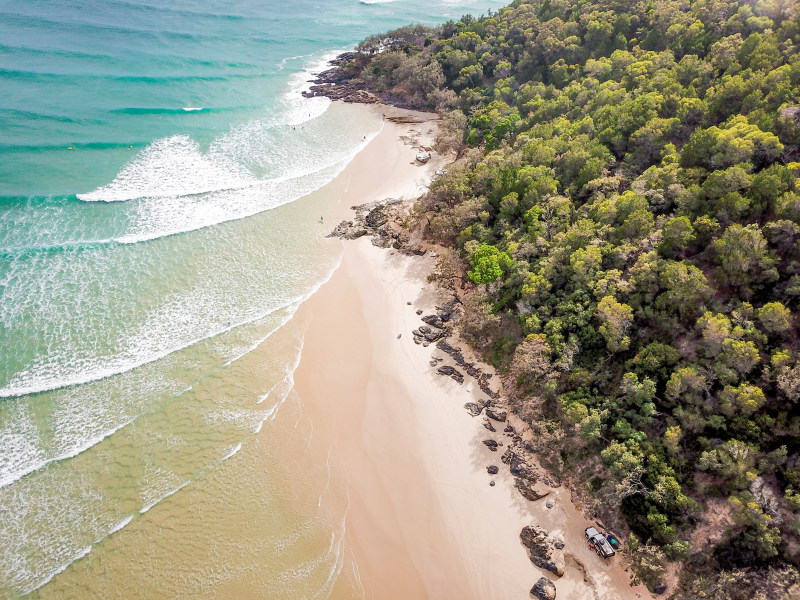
[725,493,782,563]
[467,243,512,284]
[718,338,761,377]
[719,383,767,417]
[757,302,792,335]
[666,366,708,406]
[696,311,732,357]
[658,216,695,258]
[597,296,634,352]
[657,261,712,318]
[630,342,680,382]
[679,116,783,171]
[713,224,778,296]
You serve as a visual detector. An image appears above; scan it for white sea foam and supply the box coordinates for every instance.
[221,442,242,461]
[140,479,191,514]
[105,514,134,538]
[0,415,136,489]
[18,545,92,597]
[12,506,138,595]
[0,294,303,399]
[182,107,205,111]
[256,383,280,405]
[77,135,257,203]
[108,116,382,244]
[253,337,306,433]
[280,48,347,126]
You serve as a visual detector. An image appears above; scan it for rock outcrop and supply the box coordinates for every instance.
[327,200,426,256]
[515,477,550,502]
[502,444,539,482]
[520,525,565,577]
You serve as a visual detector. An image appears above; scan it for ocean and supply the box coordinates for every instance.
[0,1,505,597]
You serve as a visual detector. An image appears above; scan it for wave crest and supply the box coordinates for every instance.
[76,135,257,203]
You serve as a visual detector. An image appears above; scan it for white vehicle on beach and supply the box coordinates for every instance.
[416,150,431,163]
[585,526,617,558]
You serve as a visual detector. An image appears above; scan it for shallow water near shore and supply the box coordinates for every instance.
[0,1,509,597]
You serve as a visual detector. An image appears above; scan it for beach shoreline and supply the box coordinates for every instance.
[287,103,653,599]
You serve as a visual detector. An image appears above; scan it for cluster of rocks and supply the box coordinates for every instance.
[503,441,561,488]
[301,53,382,105]
[328,201,426,256]
[434,339,497,400]
[414,304,461,353]
[413,324,447,347]
[301,52,432,110]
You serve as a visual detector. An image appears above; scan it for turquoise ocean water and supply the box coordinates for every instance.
[0,1,505,597]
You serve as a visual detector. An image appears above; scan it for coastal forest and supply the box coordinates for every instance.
[333,0,800,596]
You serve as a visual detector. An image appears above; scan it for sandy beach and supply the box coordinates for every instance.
[289,105,653,599]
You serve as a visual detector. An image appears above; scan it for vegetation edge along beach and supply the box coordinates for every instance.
[308,0,800,597]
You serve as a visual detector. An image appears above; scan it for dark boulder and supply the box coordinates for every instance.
[436,365,463,384]
[424,329,443,342]
[421,314,444,329]
[502,446,539,481]
[483,439,499,452]
[485,405,508,422]
[531,577,556,600]
[436,300,463,323]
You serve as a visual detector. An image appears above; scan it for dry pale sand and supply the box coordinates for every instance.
[290,105,653,599]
